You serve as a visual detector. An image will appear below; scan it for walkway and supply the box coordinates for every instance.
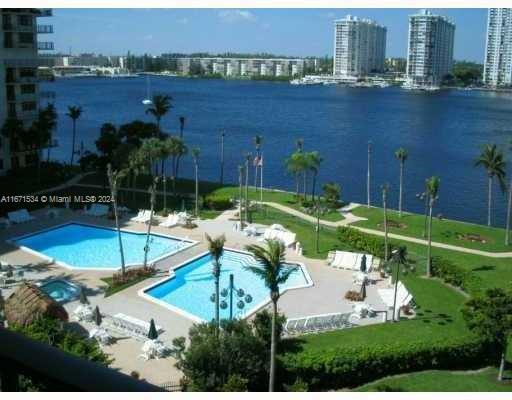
[258,201,512,259]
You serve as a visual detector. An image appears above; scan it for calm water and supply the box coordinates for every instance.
[41,76,512,226]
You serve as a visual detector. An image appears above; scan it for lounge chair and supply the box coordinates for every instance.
[159,213,179,228]
[8,209,36,224]
[130,210,151,223]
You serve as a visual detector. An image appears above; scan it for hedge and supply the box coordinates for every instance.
[431,256,482,294]
[336,226,393,259]
[280,335,498,390]
[204,195,234,211]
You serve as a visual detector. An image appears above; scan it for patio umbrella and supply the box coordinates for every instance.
[79,289,89,305]
[93,305,102,326]
[360,254,367,273]
[147,318,158,340]
[360,280,367,300]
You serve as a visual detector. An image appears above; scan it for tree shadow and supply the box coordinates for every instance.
[471,265,495,272]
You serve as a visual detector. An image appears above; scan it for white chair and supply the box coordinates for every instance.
[159,214,179,228]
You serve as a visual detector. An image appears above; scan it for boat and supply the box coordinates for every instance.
[142,75,153,105]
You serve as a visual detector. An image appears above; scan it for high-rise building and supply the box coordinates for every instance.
[333,15,387,77]
[0,8,53,175]
[483,8,512,87]
[405,9,455,89]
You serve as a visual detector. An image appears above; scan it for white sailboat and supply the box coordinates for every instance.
[142,75,153,105]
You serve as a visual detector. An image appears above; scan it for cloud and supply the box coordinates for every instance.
[218,10,257,23]
[177,17,189,25]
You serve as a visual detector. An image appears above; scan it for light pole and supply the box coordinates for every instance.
[416,189,429,238]
[212,273,253,321]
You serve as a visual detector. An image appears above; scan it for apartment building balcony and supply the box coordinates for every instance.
[37,41,54,51]
[37,24,53,34]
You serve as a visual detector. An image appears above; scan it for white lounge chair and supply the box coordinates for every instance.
[131,209,151,223]
[139,339,168,361]
[89,327,112,346]
[159,213,179,228]
[73,304,94,322]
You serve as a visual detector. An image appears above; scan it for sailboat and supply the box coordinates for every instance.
[142,75,153,105]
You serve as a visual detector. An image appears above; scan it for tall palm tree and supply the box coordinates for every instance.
[475,144,507,226]
[285,152,303,198]
[66,106,82,165]
[175,116,186,179]
[245,240,297,392]
[390,245,410,322]
[426,176,440,277]
[254,135,263,191]
[307,151,323,201]
[191,147,200,217]
[381,183,390,262]
[395,147,408,217]
[107,164,127,278]
[143,177,159,269]
[205,233,226,331]
[145,94,172,136]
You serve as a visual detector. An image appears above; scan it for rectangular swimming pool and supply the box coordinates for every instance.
[140,249,313,322]
[11,222,196,270]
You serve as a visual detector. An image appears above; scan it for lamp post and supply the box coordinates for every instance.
[211,273,253,321]
[416,190,429,238]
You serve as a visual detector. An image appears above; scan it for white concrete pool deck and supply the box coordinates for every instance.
[0,207,390,387]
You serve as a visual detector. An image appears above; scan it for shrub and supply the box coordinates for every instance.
[336,227,393,259]
[204,195,234,211]
[344,290,363,302]
[280,336,498,390]
[431,256,481,293]
[111,266,155,287]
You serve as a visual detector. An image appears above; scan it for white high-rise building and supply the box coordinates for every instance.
[405,9,455,89]
[483,8,512,87]
[333,15,387,77]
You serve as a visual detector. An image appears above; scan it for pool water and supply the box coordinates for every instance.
[40,279,81,303]
[143,249,312,322]
[13,223,193,269]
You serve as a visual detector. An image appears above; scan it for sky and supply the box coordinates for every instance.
[52,8,488,62]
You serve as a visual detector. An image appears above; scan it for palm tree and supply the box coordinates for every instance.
[107,163,127,278]
[285,152,303,198]
[389,245,411,322]
[381,183,390,261]
[143,177,159,269]
[175,116,186,179]
[425,176,440,277]
[245,240,297,392]
[475,144,507,226]
[395,147,408,217]
[191,147,200,217]
[128,148,146,204]
[145,94,172,136]
[307,151,323,201]
[254,135,263,191]
[66,106,82,165]
[205,233,226,331]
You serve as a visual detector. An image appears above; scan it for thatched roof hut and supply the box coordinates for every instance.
[4,283,68,327]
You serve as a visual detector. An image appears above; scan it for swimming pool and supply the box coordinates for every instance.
[39,279,81,303]
[140,249,313,322]
[11,222,196,269]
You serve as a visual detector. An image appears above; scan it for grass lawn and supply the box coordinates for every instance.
[101,274,154,297]
[356,368,512,392]
[351,206,511,253]
[211,186,345,222]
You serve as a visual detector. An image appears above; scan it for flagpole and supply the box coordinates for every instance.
[260,153,263,203]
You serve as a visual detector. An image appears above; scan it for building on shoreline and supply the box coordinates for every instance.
[483,8,512,87]
[405,9,455,89]
[0,8,53,175]
[333,15,387,78]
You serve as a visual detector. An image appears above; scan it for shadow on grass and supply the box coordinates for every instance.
[472,265,496,272]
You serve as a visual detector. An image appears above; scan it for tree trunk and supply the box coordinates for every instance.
[108,169,126,278]
[426,201,434,277]
[143,184,156,269]
[383,189,389,262]
[311,173,317,201]
[269,299,278,392]
[295,173,299,198]
[239,169,243,226]
[70,120,76,165]
[506,180,512,245]
[398,162,403,217]
[303,171,307,200]
[498,347,507,381]
[215,272,220,332]
[392,264,400,322]
[245,160,249,223]
[487,176,493,227]
[195,163,199,217]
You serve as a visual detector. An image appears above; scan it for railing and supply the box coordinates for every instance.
[37,41,54,51]
[0,327,162,391]
[160,381,182,392]
[37,24,53,34]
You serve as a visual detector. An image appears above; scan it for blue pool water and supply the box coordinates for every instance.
[144,249,312,321]
[13,223,192,269]
[40,279,81,303]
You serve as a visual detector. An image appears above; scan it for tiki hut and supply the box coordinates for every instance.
[4,283,68,327]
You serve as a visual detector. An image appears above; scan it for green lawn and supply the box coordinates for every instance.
[356,368,512,392]
[351,206,511,253]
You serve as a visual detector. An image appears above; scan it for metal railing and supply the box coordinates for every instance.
[37,24,53,34]
[37,41,54,51]
[0,327,162,391]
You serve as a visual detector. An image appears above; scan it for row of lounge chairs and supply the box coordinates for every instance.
[259,227,297,247]
[378,281,414,312]
[284,312,353,336]
[131,209,152,223]
[159,212,188,228]
[7,209,36,224]
[84,203,109,217]
[327,250,374,272]
[104,313,163,341]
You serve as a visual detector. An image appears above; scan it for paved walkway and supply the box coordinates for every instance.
[259,201,512,259]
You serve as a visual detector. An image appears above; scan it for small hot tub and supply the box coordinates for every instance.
[39,279,81,303]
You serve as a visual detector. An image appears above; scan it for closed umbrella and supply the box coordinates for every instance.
[147,318,158,340]
[360,254,367,273]
[360,280,367,300]
[93,305,102,326]
[79,289,89,305]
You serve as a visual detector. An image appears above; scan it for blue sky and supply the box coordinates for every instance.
[52,8,488,62]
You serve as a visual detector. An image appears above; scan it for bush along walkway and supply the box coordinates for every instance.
[257,201,512,258]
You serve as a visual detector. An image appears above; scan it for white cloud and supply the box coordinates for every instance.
[218,10,257,23]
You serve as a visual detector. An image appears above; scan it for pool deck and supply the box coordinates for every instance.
[0,207,390,387]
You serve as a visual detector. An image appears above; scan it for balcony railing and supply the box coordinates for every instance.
[0,327,162,391]
[37,41,54,51]
[37,24,53,34]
